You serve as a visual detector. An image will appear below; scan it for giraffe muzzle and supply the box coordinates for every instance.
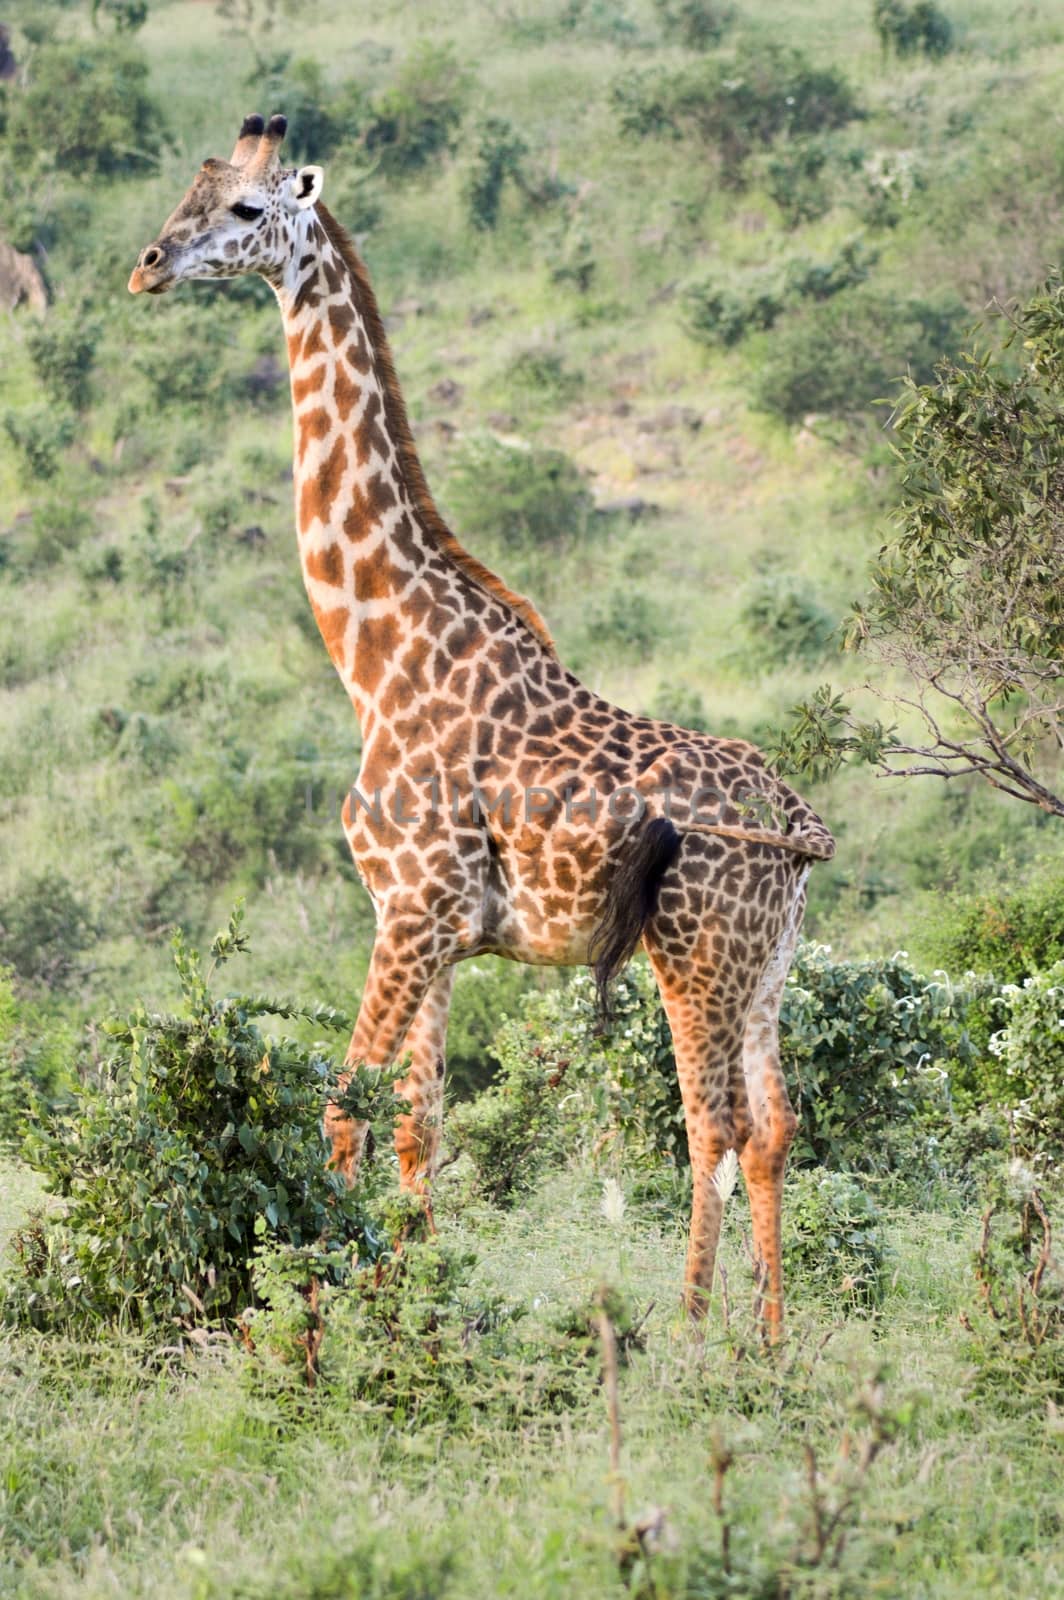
[128,241,175,296]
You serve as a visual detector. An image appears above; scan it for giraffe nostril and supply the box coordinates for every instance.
[142,245,163,268]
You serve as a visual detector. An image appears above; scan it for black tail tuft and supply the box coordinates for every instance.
[588,816,682,1026]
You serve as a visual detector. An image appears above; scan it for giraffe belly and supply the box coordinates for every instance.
[474,835,608,966]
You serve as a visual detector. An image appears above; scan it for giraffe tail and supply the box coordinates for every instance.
[588,816,683,1022]
[680,819,836,860]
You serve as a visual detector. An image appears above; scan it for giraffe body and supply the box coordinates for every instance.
[130,114,835,1333]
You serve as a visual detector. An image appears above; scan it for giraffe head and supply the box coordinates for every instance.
[128,113,323,296]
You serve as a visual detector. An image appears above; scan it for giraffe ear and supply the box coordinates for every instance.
[286,165,324,212]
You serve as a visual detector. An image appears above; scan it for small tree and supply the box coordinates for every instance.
[775,277,1064,818]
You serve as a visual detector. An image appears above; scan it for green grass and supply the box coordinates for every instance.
[2,1157,1062,1599]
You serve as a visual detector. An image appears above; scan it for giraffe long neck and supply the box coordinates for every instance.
[274,204,553,730]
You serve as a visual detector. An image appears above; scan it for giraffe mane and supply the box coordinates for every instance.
[316,203,557,658]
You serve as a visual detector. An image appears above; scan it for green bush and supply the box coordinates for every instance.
[504,345,583,402]
[781,944,968,1170]
[5,910,390,1330]
[466,116,529,232]
[648,682,712,733]
[0,966,73,1145]
[489,947,983,1178]
[26,307,99,411]
[683,272,783,346]
[363,42,471,179]
[784,1167,886,1310]
[752,287,965,424]
[613,42,859,184]
[857,148,926,229]
[653,0,736,49]
[924,863,1064,985]
[873,0,954,60]
[985,962,1064,1162]
[685,241,876,351]
[739,572,836,664]
[444,435,592,552]
[154,743,328,884]
[586,590,663,655]
[254,55,346,163]
[129,301,241,413]
[22,491,96,569]
[2,40,161,176]
[764,136,834,228]
[2,405,75,482]
[448,1017,571,1204]
[0,872,94,988]
[446,959,545,1098]
[783,237,877,301]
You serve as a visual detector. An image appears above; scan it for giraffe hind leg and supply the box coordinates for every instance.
[738,868,809,1341]
[644,941,757,1320]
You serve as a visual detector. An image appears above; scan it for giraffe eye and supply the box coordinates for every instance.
[231,202,264,222]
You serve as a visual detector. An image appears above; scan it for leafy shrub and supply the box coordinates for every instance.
[586,590,663,655]
[683,272,783,346]
[783,1168,886,1310]
[684,241,876,351]
[0,966,72,1145]
[985,962,1064,1162]
[363,42,471,178]
[2,40,162,176]
[295,1227,510,1416]
[2,405,75,482]
[444,435,592,552]
[466,116,529,232]
[739,572,836,664]
[504,345,583,402]
[752,287,965,424]
[90,0,149,31]
[873,0,954,60]
[26,307,100,411]
[783,237,877,301]
[613,43,859,185]
[764,136,834,228]
[653,0,736,50]
[129,301,241,413]
[0,872,94,988]
[5,910,388,1330]
[254,55,345,163]
[924,863,1064,985]
[781,944,968,1170]
[448,1019,570,1204]
[493,947,983,1178]
[649,682,711,733]
[22,492,96,569]
[446,959,544,1098]
[155,742,328,883]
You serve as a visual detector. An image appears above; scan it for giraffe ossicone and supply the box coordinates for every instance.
[131,113,836,1337]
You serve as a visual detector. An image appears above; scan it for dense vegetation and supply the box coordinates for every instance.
[1,0,1063,1594]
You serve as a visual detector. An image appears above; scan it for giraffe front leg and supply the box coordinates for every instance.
[326,930,439,1187]
[391,968,455,1214]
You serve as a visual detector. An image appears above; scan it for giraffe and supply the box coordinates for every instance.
[130,114,836,1337]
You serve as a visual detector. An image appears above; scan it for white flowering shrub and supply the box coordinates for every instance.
[986,960,1064,1164]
